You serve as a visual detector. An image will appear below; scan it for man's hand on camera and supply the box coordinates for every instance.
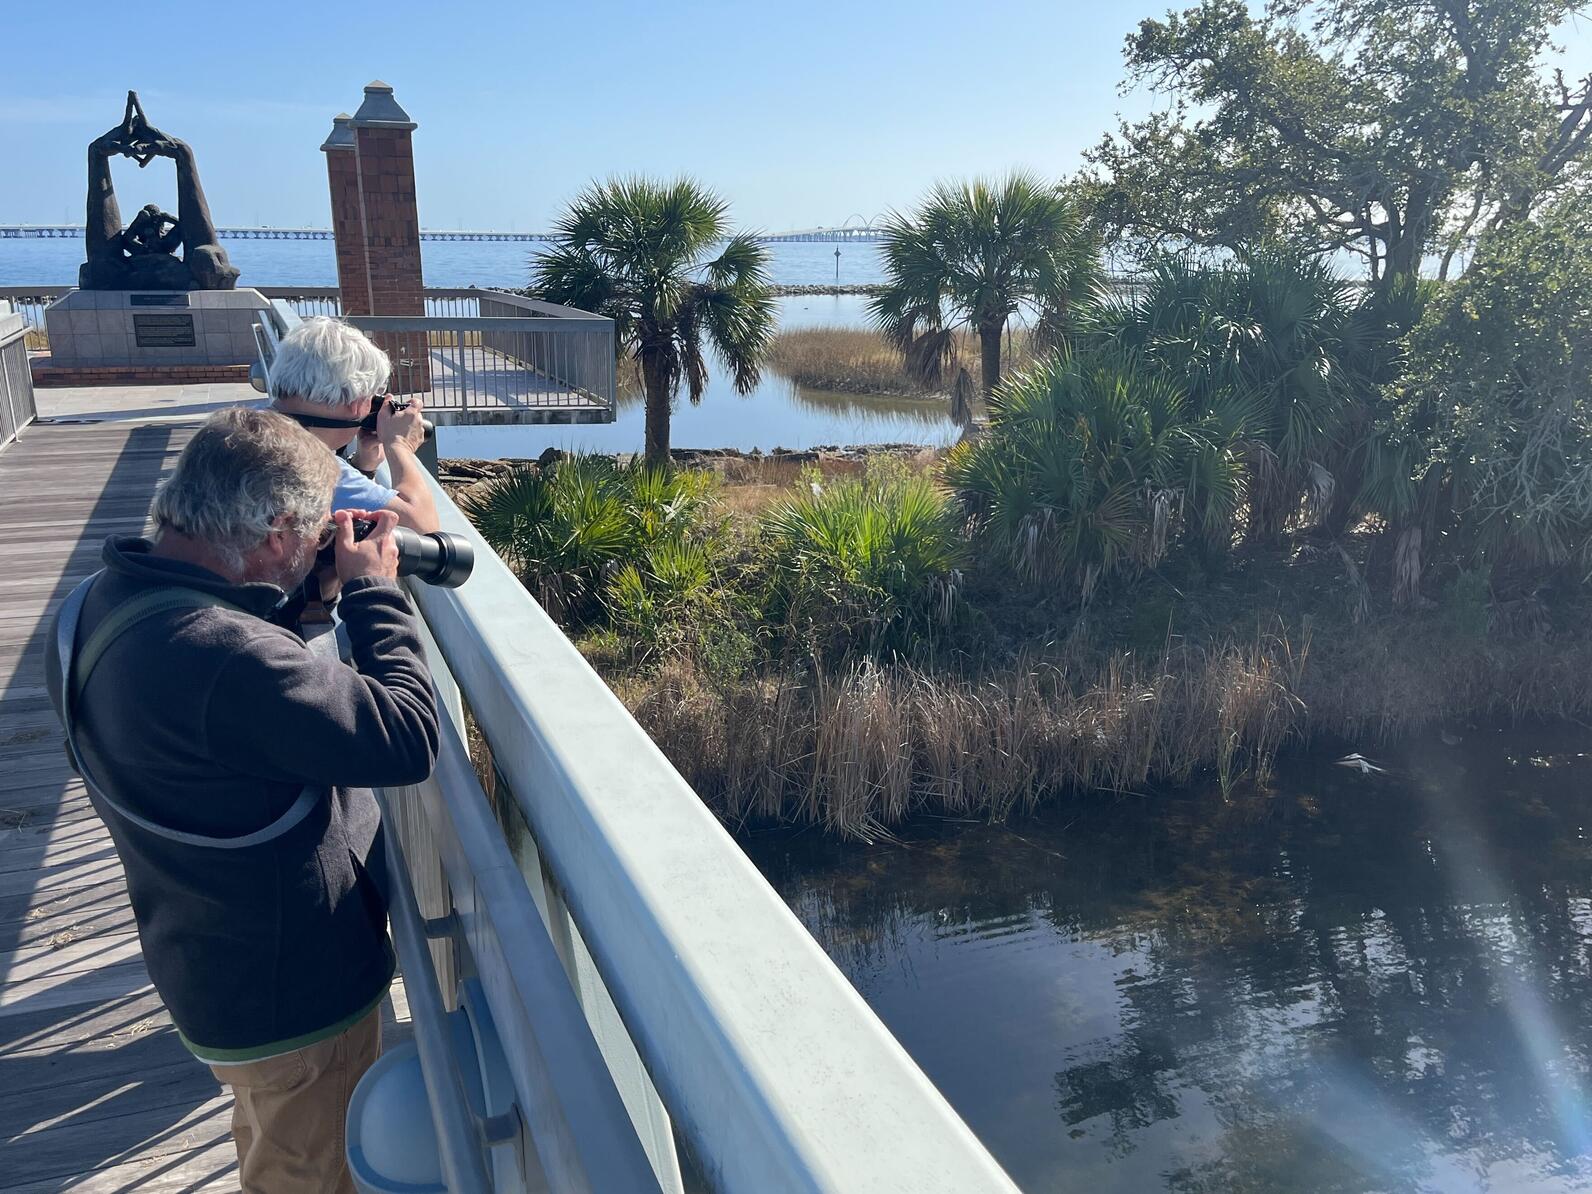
[334,509,400,584]
[377,395,426,452]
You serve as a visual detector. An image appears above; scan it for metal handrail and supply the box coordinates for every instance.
[0,313,37,450]
[406,473,1021,1193]
[346,315,607,333]
[374,789,496,1193]
[387,693,668,1191]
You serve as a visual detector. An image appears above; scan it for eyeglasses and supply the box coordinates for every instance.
[314,517,337,550]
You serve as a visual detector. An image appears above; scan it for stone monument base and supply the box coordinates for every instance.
[44,288,273,369]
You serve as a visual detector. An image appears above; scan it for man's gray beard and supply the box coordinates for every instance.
[272,539,320,595]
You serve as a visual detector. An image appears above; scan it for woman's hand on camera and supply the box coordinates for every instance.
[376,395,426,451]
[350,428,385,473]
[333,509,400,584]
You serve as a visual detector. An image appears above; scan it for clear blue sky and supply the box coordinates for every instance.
[1,1,1587,233]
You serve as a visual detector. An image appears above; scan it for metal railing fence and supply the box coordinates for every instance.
[344,315,615,421]
[401,471,1021,1193]
[0,314,38,450]
[253,294,616,423]
[474,292,616,404]
[0,289,61,332]
[375,665,668,1192]
[0,286,500,331]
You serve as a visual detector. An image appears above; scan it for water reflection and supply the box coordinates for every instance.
[745,726,1592,1192]
[439,294,960,458]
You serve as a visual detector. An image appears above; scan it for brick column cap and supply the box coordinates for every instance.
[350,81,417,131]
[320,113,355,153]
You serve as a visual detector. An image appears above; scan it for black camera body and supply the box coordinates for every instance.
[316,518,475,588]
[361,394,435,441]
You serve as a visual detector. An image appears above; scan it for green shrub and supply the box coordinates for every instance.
[1392,185,1592,584]
[945,346,1250,600]
[460,455,717,625]
[759,461,969,657]
[1092,249,1369,541]
[1440,567,1492,642]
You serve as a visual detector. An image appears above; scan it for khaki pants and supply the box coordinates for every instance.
[209,1007,382,1194]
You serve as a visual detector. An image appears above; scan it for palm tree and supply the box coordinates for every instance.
[533,178,776,466]
[944,345,1250,600]
[1095,250,1368,543]
[869,173,1099,425]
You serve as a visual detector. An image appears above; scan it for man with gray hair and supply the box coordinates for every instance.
[268,315,440,533]
[47,407,439,1193]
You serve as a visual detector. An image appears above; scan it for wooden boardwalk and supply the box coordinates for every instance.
[0,385,406,1192]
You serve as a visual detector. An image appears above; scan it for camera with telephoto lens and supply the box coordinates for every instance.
[361,394,435,441]
[317,518,475,588]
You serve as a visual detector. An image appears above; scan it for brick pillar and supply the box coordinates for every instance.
[350,81,430,393]
[320,114,370,316]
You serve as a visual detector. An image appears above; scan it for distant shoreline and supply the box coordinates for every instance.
[769,284,884,297]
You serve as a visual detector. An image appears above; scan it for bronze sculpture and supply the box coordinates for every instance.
[81,92,240,290]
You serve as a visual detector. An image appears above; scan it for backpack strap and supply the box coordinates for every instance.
[57,573,322,851]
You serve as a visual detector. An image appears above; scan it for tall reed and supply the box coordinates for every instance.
[618,633,1310,839]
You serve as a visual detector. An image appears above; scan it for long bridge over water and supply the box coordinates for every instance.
[0,223,885,244]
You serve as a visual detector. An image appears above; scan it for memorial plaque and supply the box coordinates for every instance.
[133,313,197,348]
[130,293,190,308]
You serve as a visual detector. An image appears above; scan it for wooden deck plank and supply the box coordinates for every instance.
[0,848,126,899]
[0,399,239,1192]
[0,986,174,1056]
[0,819,116,877]
[0,1136,239,1193]
[3,928,143,985]
[0,1091,234,1190]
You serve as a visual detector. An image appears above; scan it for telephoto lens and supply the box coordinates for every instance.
[391,527,474,588]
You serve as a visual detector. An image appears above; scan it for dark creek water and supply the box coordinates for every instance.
[744,726,1592,1193]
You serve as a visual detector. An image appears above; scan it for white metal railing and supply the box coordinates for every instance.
[0,286,523,332]
[375,656,666,1191]
[0,313,38,450]
[251,294,617,424]
[400,471,1020,1192]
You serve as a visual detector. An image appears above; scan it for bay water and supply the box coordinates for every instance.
[0,237,960,455]
[745,726,1592,1192]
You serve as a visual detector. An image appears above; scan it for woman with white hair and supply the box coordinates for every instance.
[268,316,439,533]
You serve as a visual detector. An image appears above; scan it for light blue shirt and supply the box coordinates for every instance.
[332,456,398,514]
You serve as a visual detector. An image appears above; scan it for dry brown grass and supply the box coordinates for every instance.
[615,635,1310,839]
[767,324,1043,397]
[767,327,931,396]
[608,610,1592,839]
[710,455,874,520]
[764,327,916,398]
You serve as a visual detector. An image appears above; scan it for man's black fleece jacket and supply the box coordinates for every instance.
[45,536,440,1055]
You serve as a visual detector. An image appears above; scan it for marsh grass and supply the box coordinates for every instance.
[615,607,1592,840]
[617,632,1314,838]
[767,325,1039,397]
[767,327,927,395]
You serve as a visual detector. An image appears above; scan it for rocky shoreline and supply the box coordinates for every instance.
[500,283,882,302]
[438,442,935,485]
[768,284,885,297]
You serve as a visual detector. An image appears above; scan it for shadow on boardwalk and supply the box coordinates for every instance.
[0,419,241,1191]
